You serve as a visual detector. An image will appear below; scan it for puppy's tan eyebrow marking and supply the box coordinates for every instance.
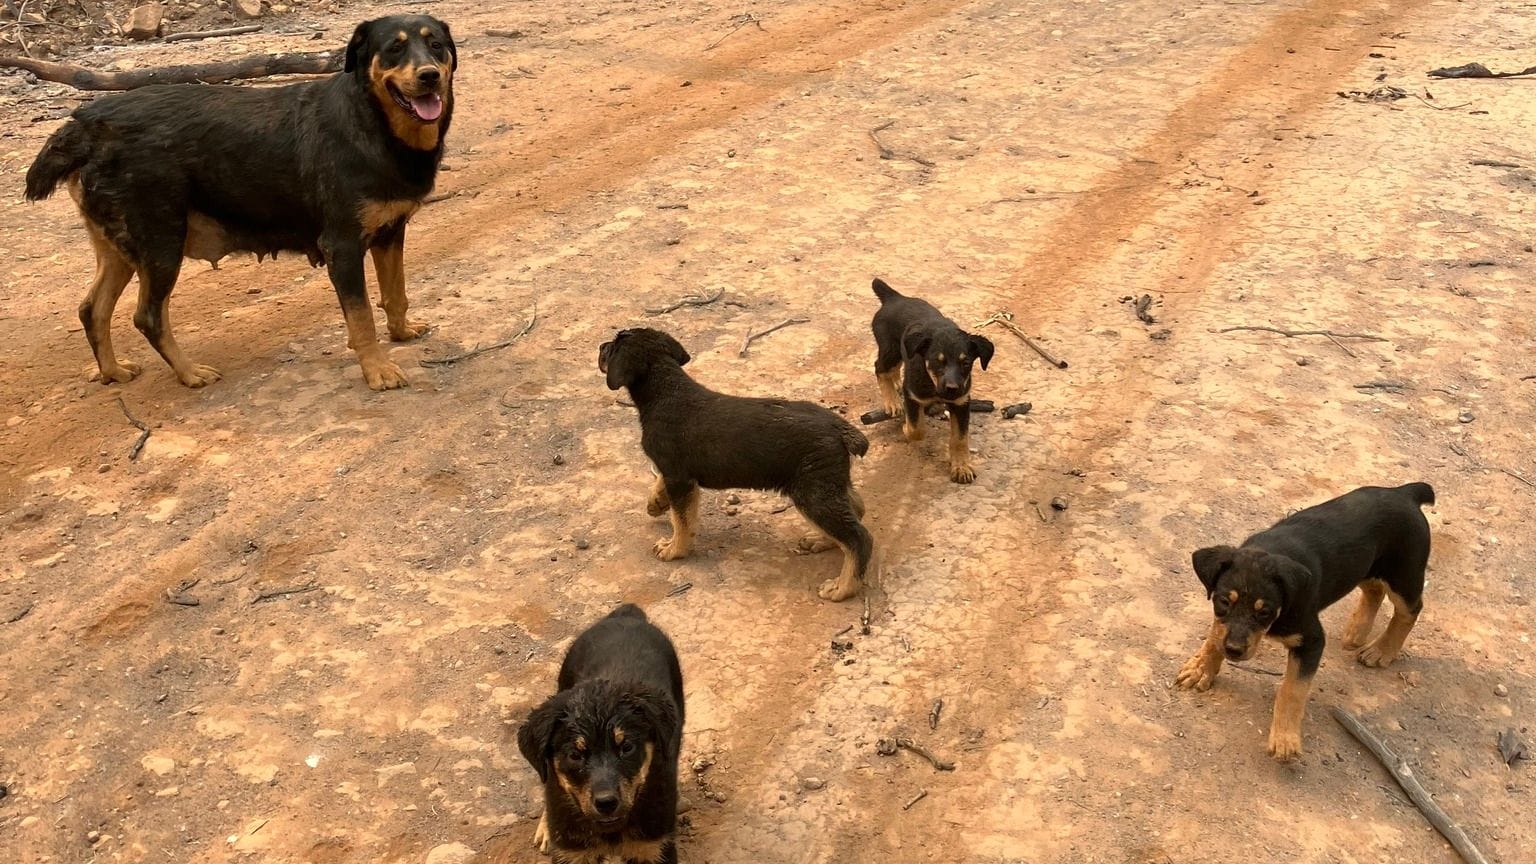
[396,30,408,42]
[1227,590,1239,603]
[1254,599,1266,611]
[420,26,431,37]
[574,736,587,752]
[613,726,625,745]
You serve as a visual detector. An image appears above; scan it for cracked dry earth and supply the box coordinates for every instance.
[2,0,1534,862]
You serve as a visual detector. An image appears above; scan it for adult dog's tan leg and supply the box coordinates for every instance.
[370,237,429,341]
[79,223,140,384]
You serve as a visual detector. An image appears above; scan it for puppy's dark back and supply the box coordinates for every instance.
[872,277,952,342]
[559,604,684,723]
[1246,483,1433,599]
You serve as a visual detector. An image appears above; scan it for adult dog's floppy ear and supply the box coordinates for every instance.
[439,21,458,70]
[968,333,994,371]
[344,20,374,73]
[1191,545,1238,598]
[626,689,682,757]
[516,692,570,783]
[901,324,931,360]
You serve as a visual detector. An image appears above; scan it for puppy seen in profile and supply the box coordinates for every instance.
[599,327,875,601]
[518,603,684,864]
[870,278,994,483]
[1175,482,1435,760]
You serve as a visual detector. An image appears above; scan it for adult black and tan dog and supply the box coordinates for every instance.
[518,604,684,864]
[600,327,875,601]
[870,278,994,483]
[24,16,456,390]
[1175,482,1435,759]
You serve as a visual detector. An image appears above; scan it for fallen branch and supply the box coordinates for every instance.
[0,49,342,90]
[876,736,956,771]
[420,303,538,366]
[1332,706,1491,864]
[1428,62,1536,80]
[867,120,936,169]
[738,316,809,357]
[1354,380,1413,393]
[1470,159,1521,169]
[646,287,724,315]
[484,28,525,38]
[1449,441,1536,491]
[928,699,943,731]
[978,311,1069,369]
[4,602,32,624]
[1219,325,1387,358]
[1521,374,1536,382]
[706,12,763,51]
[252,582,320,604]
[859,401,995,425]
[902,789,928,811]
[162,24,262,42]
[666,582,693,598]
[116,397,151,461]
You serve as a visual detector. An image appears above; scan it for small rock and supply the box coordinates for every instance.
[87,830,102,844]
[830,636,854,652]
[20,815,39,829]
[154,786,179,797]
[800,776,825,791]
[424,843,477,864]
[124,3,165,39]
[725,493,741,505]
[1296,357,1310,366]
[1495,683,1508,697]
[232,0,263,18]
[573,537,590,550]
[1458,411,1474,424]
[97,464,111,473]
[1050,496,1068,511]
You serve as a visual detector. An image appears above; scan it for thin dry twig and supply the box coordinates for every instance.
[1333,707,1491,864]
[978,311,1068,369]
[928,699,944,730]
[646,287,724,315]
[1219,325,1387,358]
[5,602,32,624]
[1470,159,1521,169]
[867,120,937,168]
[877,737,956,771]
[252,582,320,604]
[666,582,693,598]
[420,303,538,366]
[860,594,872,636]
[1230,662,1283,677]
[1449,442,1536,491]
[739,316,809,357]
[705,12,763,50]
[902,789,928,810]
[115,397,151,461]
[163,24,262,42]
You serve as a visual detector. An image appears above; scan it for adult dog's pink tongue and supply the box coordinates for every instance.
[410,93,443,121]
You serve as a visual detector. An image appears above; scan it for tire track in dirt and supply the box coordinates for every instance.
[723,0,1441,859]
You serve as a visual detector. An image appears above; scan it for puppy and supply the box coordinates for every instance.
[870,278,994,483]
[599,327,874,601]
[518,604,684,864]
[1175,482,1435,759]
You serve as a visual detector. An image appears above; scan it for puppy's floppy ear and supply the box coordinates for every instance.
[517,691,570,783]
[901,324,931,359]
[1261,554,1313,614]
[603,333,639,391]
[626,690,682,758]
[438,20,458,70]
[344,19,375,73]
[659,332,690,368]
[968,334,995,371]
[1191,545,1238,598]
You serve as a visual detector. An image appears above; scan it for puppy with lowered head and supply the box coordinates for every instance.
[599,327,875,601]
[518,604,684,864]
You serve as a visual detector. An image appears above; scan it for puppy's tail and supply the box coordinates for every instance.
[840,423,870,459]
[871,278,901,303]
[1399,481,1435,507]
[25,119,89,201]
[606,603,648,621]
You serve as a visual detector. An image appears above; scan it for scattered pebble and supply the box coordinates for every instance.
[800,776,825,791]
[553,454,565,466]
[1458,411,1475,424]
[87,830,101,844]
[573,537,590,550]
[1296,357,1310,366]
[725,493,741,505]
[1050,496,1069,511]
[1495,683,1508,697]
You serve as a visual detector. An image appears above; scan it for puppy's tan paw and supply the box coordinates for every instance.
[1174,654,1216,692]
[89,359,141,384]
[902,421,925,442]
[388,319,431,341]
[797,535,837,554]
[176,363,222,388]
[1356,642,1399,668]
[817,576,860,602]
[654,536,690,561]
[646,497,668,518]
[532,810,549,852]
[1267,729,1303,761]
[950,464,976,484]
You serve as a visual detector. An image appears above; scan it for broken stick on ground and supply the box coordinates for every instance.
[902,789,928,811]
[1449,442,1536,491]
[929,699,944,730]
[706,12,763,51]
[115,397,151,461]
[1332,707,1491,864]
[979,311,1069,369]
[646,287,725,315]
[1218,324,1387,358]
[420,304,538,366]
[252,582,321,605]
[739,316,809,357]
[876,736,956,771]
[162,24,263,43]
[867,120,937,169]
[0,50,342,90]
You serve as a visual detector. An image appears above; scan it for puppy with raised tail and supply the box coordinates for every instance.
[518,604,684,864]
[870,278,994,483]
[1175,482,1435,759]
[599,327,875,601]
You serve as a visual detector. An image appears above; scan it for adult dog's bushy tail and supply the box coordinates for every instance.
[1400,482,1435,506]
[25,120,89,201]
[871,277,901,303]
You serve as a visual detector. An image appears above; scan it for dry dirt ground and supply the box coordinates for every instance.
[2,0,1534,862]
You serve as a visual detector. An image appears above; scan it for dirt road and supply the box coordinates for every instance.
[2,0,1532,862]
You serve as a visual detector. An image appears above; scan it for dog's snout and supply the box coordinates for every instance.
[592,791,621,815]
[417,67,441,87]
[1222,640,1247,659]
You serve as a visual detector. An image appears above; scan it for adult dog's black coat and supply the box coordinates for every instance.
[1175,482,1435,759]
[24,15,456,391]
[599,327,875,601]
[518,604,684,864]
[870,278,994,483]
